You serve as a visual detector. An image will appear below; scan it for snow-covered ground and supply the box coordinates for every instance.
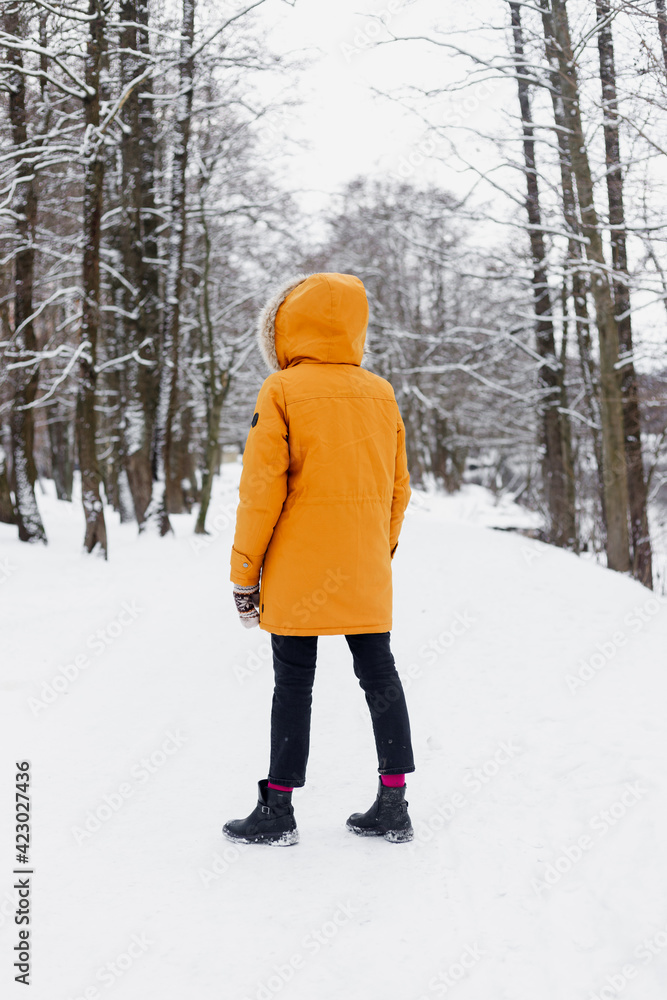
[1,468,667,1000]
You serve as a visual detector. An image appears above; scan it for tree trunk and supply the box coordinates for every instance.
[102,369,135,523]
[540,0,607,541]
[195,390,225,533]
[119,0,160,528]
[174,398,199,513]
[556,296,577,549]
[167,398,187,515]
[78,0,108,556]
[548,0,630,573]
[0,445,17,524]
[47,407,74,501]
[596,0,653,588]
[146,0,196,535]
[194,182,230,534]
[656,0,667,79]
[3,4,47,543]
[571,273,608,541]
[510,3,576,549]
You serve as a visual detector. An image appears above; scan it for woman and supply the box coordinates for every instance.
[223,272,415,846]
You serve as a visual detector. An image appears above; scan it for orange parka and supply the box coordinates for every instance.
[230,272,411,636]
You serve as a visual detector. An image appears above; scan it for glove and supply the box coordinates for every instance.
[233,583,260,629]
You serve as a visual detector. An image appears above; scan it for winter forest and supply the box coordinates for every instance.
[3,3,667,999]
[1,0,666,588]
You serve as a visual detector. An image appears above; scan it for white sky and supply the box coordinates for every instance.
[258,0,514,214]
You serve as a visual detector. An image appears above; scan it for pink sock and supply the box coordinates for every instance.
[268,782,294,792]
[381,774,405,788]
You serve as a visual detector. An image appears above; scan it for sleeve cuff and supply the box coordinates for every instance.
[230,546,261,587]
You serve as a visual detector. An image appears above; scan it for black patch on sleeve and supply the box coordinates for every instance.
[251,412,259,427]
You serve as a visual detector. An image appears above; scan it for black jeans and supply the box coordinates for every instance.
[268,632,415,788]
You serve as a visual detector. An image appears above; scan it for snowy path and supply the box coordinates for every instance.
[1,471,667,1000]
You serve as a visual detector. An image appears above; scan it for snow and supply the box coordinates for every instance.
[1,469,667,1000]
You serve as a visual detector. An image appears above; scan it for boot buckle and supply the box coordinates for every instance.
[261,805,270,814]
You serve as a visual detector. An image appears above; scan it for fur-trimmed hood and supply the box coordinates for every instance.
[257,272,369,372]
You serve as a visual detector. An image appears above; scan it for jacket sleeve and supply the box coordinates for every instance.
[230,374,289,586]
[389,409,411,558]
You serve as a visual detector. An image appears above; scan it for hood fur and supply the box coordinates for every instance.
[257,273,311,373]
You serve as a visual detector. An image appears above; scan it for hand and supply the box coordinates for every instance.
[233,583,260,629]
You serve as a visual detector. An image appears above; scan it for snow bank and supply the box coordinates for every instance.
[1,469,666,1000]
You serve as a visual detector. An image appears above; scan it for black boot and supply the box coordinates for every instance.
[223,780,299,846]
[346,778,413,843]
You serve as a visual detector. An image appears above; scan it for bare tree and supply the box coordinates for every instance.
[510,2,576,549]
[2,2,46,543]
[547,0,630,573]
[145,0,196,535]
[77,0,109,556]
[538,0,606,539]
[118,0,161,527]
[596,0,653,587]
